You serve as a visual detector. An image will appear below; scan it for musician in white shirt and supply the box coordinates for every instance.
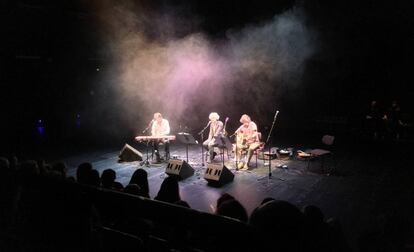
[234,114,260,170]
[203,112,224,163]
[151,112,171,162]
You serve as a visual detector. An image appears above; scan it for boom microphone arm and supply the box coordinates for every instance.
[265,110,279,144]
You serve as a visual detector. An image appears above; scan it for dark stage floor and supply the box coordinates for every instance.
[62,139,414,250]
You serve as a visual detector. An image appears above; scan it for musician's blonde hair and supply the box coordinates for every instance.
[240,114,251,123]
[209,112,220,121]
[154,112,162,119]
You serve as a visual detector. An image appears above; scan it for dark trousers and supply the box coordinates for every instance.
[153,141,170,161]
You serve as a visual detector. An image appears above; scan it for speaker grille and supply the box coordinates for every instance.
[204,163,234,186]
[165,159,194,180]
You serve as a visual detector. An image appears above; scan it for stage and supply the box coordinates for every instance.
[61,140,414,249]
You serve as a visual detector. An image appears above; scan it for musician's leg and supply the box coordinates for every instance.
[245,143,260,169]
[208,144,215,163]
[236,146,246,169]
[209,138,219,162]
[203,139,210,151]
[235,146,240,161]
[203,139,210,162]
[153,141,161,162]
[164,141,170,160]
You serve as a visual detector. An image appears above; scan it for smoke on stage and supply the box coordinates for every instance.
[91,1,318,136]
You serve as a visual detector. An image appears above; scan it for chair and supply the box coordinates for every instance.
[307,135,335,174]
[254,132,265,166]
[205,136,232,163]
[236,132,264,168]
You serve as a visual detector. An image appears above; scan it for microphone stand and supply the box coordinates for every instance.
[140,140,151,167]
[140,120,153,167]
[142,120,153,134]
[265,110,279,178]
[198,122,210,167]
[229,132,238,171]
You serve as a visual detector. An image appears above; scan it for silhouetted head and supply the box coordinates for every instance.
[302,205,324,225]
[76,162,93,184]
[250,200,304,250]
[129,168,149,197]
[88,169,100,187]
[101,169,116,188]
[216,199,248,222]
[112,181,124,191]
[216,193,235,209]
[155,176,180,203]
[124,184,141,196]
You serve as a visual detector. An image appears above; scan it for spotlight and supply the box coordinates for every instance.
[36,119,44,135]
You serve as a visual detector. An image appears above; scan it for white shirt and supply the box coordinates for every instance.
[151,119,170,136]
[236,121,259,143]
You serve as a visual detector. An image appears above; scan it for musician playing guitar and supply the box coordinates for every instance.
[151,112,171,162]
[234,114,260,170]
[203,112,224,163]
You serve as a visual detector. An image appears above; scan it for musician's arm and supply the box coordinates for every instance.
[234,125,244,135]
[207,126,213,141]
[251,122,258,131]
[164,120,171,135]
[251,122,260,142]
[252,131,260,142]
[214,121,224,137]
[151,122,156,136]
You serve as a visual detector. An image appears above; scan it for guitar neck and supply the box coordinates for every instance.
[223,118,229,135]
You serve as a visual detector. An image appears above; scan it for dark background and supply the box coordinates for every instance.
[1,0,413,157]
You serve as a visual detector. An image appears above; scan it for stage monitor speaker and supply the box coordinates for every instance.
[165,159,194,180]
[204,163,234,187]
[119,144,143,162]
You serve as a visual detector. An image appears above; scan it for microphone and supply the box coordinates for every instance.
[230,125,243,137]
[198,121,211,135]
[274,110,279,119]
[142,119,154,133]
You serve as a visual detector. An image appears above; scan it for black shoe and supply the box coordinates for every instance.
[155,154,161,163]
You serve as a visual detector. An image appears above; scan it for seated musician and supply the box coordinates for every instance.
[234,114,260,170]
[203,112,224,163]
[151,112,171,162]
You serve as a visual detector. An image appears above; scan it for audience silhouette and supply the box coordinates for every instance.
[154,176,180,204]
[0,154,409,252]
[129,168,150,198]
